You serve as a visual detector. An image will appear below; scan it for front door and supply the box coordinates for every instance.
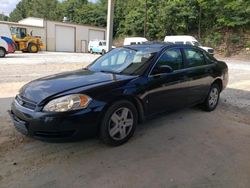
[145,48,189,115]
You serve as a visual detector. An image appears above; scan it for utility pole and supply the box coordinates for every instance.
[144,0,148,38]
[107,0,115,51]
[198,5,201,39]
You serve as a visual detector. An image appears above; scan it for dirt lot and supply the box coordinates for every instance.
[0,52,250,188]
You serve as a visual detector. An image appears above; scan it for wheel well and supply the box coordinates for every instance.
[101,96,145,124]
[28,42,36,46]
[121,96,145,123]
[212,79,223,92]
[0,47,6,52]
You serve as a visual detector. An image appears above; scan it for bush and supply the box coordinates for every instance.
[230,34,241,44]
[203,32,223,48]
[245,41,250,48]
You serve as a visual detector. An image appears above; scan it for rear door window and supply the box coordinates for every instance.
[184,48,206,68]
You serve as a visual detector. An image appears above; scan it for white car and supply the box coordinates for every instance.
[123,37,148,46]
[164,35,214,55]
[88,40,108,54]
[0,23,15,57]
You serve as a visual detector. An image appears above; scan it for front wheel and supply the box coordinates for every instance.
[100,101,138,146]
[28,43,39,53]
[101,49,106,55]
[202,83,220,111]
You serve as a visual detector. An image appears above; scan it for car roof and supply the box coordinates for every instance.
[124,42,169,51]
[123,42,210,56]
[124,42,203,52]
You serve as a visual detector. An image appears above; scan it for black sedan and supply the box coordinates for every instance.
[9,43,228,146]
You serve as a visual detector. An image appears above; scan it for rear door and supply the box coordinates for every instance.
[145,48,190,115]
[183,48,214,105]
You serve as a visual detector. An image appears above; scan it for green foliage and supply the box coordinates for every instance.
[9,0,59,22]
[245,41,250,48]
[203,32,223,48]
[230,34,241,44]
[216,0,250,28]
[0,14,9,21]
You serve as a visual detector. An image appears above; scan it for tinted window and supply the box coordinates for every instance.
[193,41,201,46]
[184,48,205,67]
[99,42,102,46]
[186,41,192,45]
[153,48,183,72]
[204,51,217,63]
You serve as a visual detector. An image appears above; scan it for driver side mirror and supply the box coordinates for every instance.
[152,65,173,75]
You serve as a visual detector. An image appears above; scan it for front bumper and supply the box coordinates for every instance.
[9,100,102,141]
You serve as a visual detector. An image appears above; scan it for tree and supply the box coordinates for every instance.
[7,0,250,54]
[0,14,9,21]
[9,0,59,22]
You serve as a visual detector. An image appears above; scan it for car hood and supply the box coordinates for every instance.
[19,69,135,103]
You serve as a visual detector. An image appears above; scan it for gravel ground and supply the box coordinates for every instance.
[0,52,250,188]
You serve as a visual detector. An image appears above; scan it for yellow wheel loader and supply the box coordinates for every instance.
[10,27,45,53]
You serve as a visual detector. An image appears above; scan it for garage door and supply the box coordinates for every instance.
[89,30,105,41]
[56,26,75,52]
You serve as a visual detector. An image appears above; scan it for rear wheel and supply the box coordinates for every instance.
[202,83,220,111]
[0,48,6,58]
[90,49,93,54]
[28,43,38,53]
[100,100,138,146]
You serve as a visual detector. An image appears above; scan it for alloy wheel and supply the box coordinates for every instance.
[108,107,134,140]
[208,87,219,108]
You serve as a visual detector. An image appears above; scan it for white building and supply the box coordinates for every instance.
[0,17,106,53]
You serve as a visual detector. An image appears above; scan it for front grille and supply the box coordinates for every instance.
[15,95,37,110]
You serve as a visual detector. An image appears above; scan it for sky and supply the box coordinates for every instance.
[0,0,21,15]
[0,0,97,16]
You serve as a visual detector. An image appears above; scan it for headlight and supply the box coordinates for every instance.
[43,94,91,112]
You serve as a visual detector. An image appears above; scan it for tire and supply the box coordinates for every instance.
[100,100,138,146]
[0,48,6,58]
[202,83,220,111]
[101,49,106,55]
[28,43,39,53]
[90,49,93,54]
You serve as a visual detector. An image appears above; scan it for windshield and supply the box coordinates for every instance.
[88,47,156,75]
[193,41,201,46]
